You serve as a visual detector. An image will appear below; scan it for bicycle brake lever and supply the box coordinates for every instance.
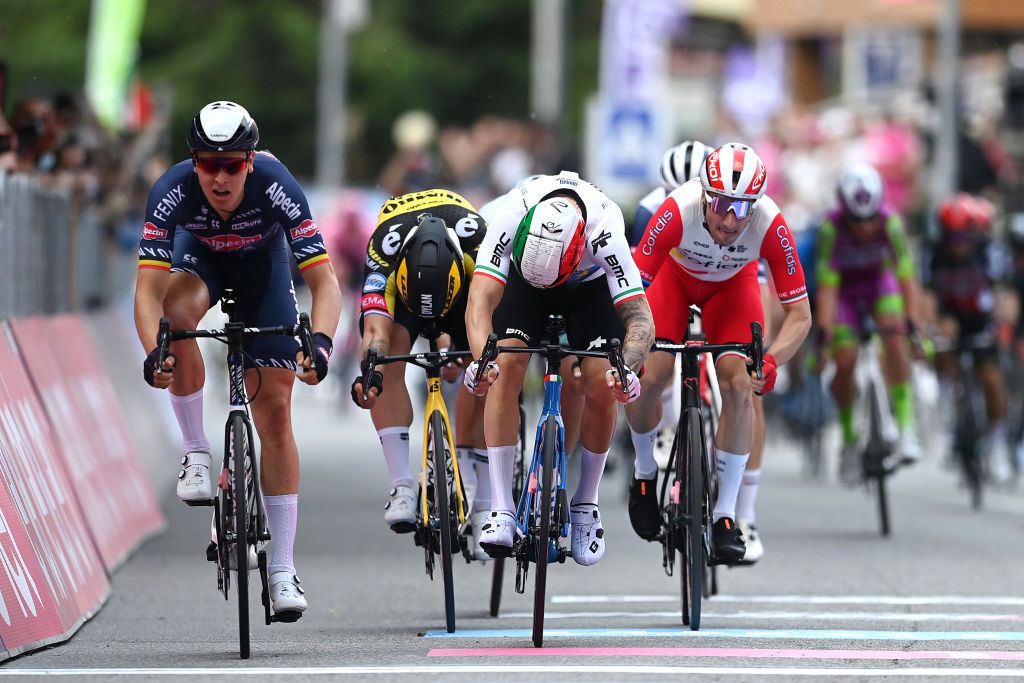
[750,321,764,379]
[156,317,171,373]
[362,349,378,402]
[473,333,499,390]
[297,312,315,368]
[609,338,629,394]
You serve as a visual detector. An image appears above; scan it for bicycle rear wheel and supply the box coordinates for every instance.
[490,401,527,618]
[229,413,251,659]
[429,412,457,633]
[684,408,706,630]
[532,414,557,648]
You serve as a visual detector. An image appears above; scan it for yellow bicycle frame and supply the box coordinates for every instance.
[420,375,468,527]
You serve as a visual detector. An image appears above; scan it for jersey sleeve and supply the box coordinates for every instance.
[590,203,645,307]
[884,214,914,281]
[138,166,188,271]
[759,213,808,305]
[264,156,331,272]
[360,217,403,321]
[632,196,682,286]
[815,219,840,288]
[473,189,522,286]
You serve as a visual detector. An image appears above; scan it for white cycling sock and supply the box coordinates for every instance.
[265,494,298,575]
[573,447,608,506]
[378,427,413,488]
[472,448,491,513]
[487,445,516,515]
[735,467,761,524]
[712,448,749,522]
[630,426,659,480]
[169,388,211,455]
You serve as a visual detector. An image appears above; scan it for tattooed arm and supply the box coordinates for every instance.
[616,295,655,372]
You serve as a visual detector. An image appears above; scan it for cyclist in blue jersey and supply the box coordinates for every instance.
[134,101,342,621]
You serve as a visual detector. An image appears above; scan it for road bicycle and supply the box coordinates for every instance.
[361,322,479,634]
[653,312,763,631]
[473,314,628,648]
[156,289,316,659]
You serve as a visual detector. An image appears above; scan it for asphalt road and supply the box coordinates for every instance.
[5,376,1024,681]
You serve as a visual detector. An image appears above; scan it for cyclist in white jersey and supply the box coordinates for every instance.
[464,171,654,566]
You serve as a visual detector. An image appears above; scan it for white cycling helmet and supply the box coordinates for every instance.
[660,140,709,192]
[700,142,767,201]
[188,101,259,153]
[837,163,884,219]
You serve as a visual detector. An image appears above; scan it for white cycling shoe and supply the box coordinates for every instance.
[384,483,417,533]
[469,510,492,561]
[478,510,516,558]
[896,429,922,466]
[177,452,214,505]
[737,519,763,565]
[269,571,306,620]
[570,503,605,566]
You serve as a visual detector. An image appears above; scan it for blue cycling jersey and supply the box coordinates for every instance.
[137,151,330,273]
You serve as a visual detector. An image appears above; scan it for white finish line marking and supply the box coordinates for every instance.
[3,666,1024,678]
[499,610,1024,623]
[552,594,1024,607]
[424,628,1024,641]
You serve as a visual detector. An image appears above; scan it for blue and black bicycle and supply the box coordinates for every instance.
[475,314,629,647]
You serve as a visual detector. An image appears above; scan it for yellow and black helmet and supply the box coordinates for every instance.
[396,215,466,319]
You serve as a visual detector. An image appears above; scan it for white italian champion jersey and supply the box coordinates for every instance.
[634,179,807,304]
[475,171,645,307]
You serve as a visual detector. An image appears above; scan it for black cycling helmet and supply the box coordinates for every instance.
[396,216,466,319]
[187,101,259,153]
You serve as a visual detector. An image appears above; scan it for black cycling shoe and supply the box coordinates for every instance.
[628,474,661,541]
[711,516,746,566]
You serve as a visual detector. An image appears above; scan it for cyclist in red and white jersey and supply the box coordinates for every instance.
[626,143,812,563]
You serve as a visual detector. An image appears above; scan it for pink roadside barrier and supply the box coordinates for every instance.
[9,316,165,572]
[0,322,111,658]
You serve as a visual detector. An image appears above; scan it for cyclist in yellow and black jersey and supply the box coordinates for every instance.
[351,189,492,557]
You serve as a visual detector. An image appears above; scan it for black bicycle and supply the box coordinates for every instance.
[156,290,315,659]
[653,313,763,631]
[936,331,993,511]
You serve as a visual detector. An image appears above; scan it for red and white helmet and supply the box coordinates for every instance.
[700,142,768,201]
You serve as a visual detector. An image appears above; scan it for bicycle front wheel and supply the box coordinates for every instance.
[229,413,251,659]
[532,414,557,648]
[429,411,457,633]
[865,379,891,537]
[682,408,705,630]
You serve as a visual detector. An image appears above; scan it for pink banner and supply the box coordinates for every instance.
[9,317,164,571]
[0,326,110,629]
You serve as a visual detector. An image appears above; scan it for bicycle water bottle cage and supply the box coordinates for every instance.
[221,289,237,320]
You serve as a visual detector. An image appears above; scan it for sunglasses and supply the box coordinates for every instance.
[193,154,250,175]
[706,192,753,219]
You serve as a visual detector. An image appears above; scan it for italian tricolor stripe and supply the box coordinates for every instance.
[476,264,507,285]
[612,287,644,306]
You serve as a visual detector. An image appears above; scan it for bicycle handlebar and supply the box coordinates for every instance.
[468,334,631,390]
[653,321,765,378]
[156,314,315,375]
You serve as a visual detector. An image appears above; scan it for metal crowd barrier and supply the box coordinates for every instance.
[0,170,74,318]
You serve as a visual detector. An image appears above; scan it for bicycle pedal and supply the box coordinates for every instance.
[389,521,416,535]
[206,541,218,563]
[270,610,303,624]
[183,498,215,507]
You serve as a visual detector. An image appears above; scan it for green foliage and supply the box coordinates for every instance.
[1,0,600,181]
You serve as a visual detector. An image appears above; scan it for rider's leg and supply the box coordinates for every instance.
[483,341,529,516]
[164,272,211,451]
[831,338,860,446]
[876,296,919,460]
[713,354,756,522]
[561,354,586,454]
[370,324,415,487]
[625,352,675,477]
[978,350,1011,480]
[246,367,300,575]
[572,357,616,505]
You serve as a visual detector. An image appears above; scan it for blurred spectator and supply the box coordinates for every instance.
[377,109,440,196]
[0,109,16,172]
[9,97,60,173]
